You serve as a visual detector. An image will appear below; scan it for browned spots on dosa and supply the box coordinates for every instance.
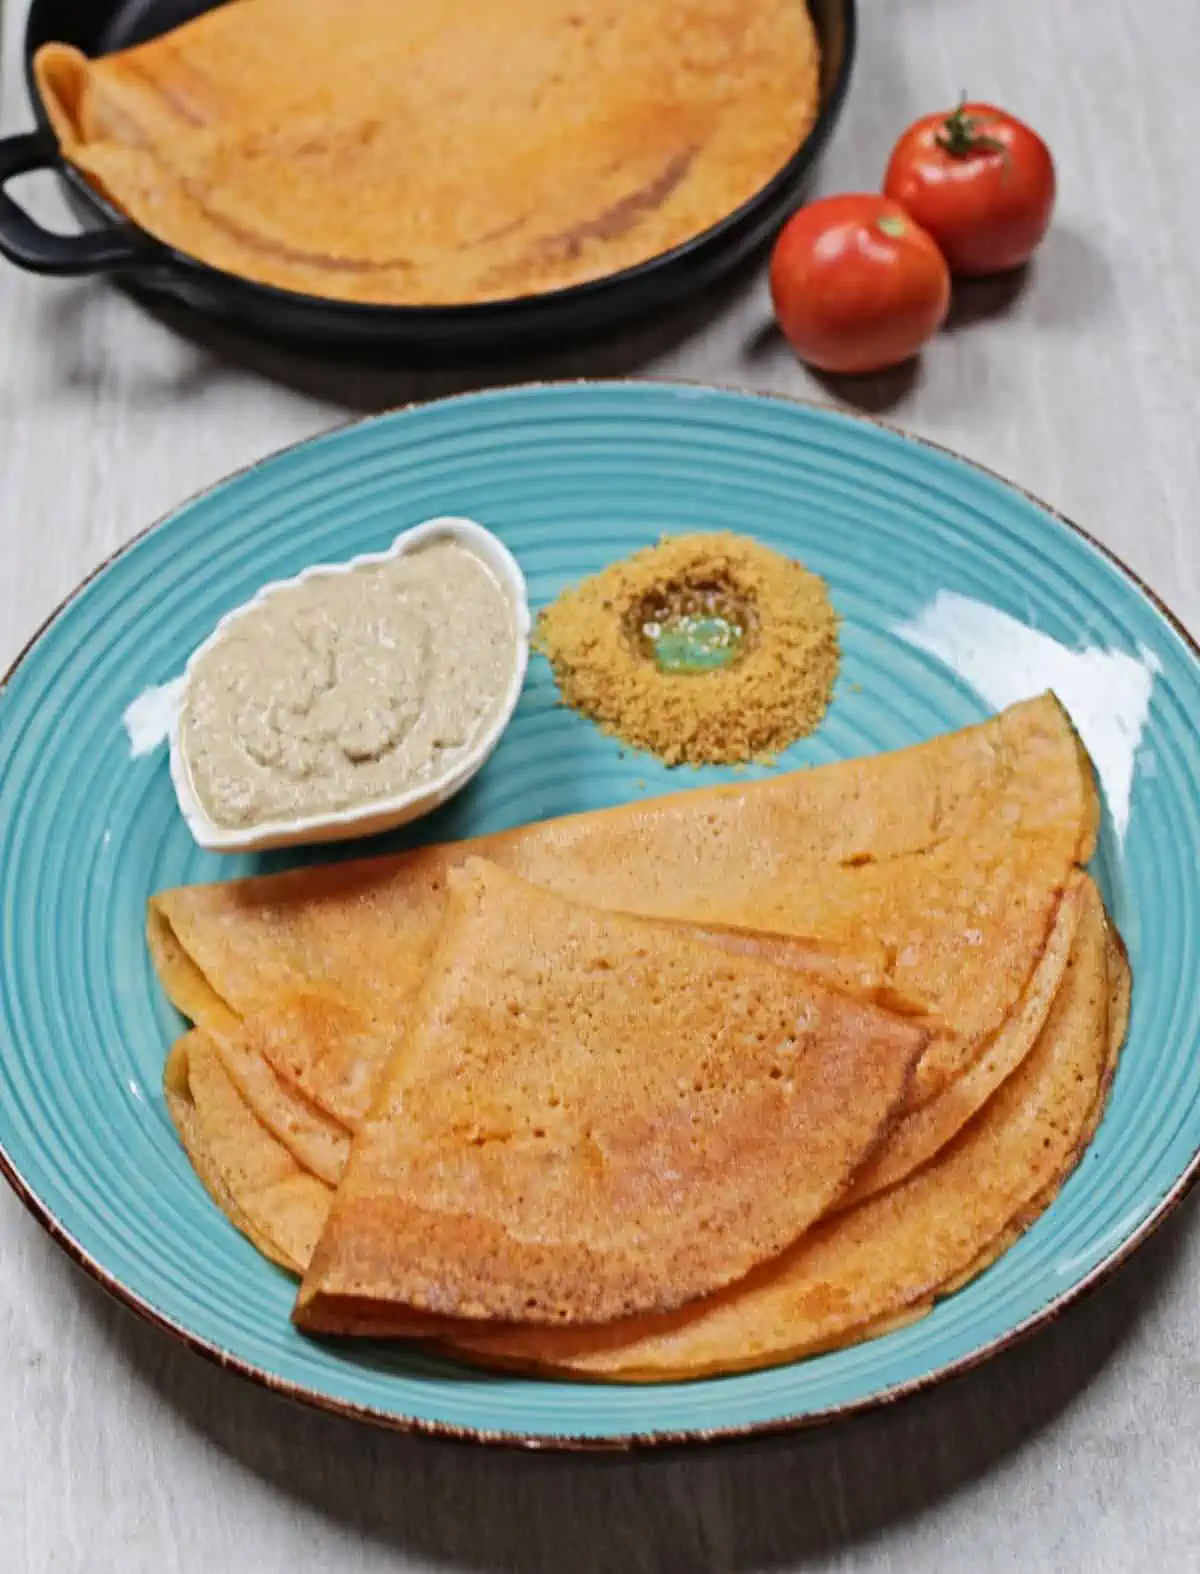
[538,145,700,263]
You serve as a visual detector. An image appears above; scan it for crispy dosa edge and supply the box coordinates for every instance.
[839,874,1085,1207]
[293,859,932,1331]
[400,878,1116,1377]
[165,1034,307,1273]
[932,911,1127,1301]
[163,1031,333,1274]
[149,906,352,1184]
[34,46,87,161]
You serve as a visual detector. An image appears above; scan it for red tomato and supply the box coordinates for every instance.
[884,101,1056,276]
[769,194,950,375]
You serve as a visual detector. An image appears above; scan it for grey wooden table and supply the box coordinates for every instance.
[2,1,1199,1569]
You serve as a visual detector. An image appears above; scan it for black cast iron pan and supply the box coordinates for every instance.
[0,0,855,354]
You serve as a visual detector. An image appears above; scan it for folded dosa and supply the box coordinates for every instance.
[157,914,910,1184]
[154,915,352,1185]
[165,1031,331,1274]
[160,881,1094,1275]
[159,919,906,1252]
[35,0,819,305]
[414,874,1119,1377]
[294,860,929,1328]
[150,696,1098,1167]
[161,881,1130,1378]
[837,872,1084,1207]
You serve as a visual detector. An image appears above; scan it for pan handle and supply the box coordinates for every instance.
[0,130,155,275]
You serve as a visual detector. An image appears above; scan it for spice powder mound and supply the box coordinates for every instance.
[534,532,840,766]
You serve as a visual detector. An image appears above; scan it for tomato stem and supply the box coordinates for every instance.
[936,94,1006,159]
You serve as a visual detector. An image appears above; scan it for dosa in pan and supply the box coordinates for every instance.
[150,695,1098,1200]
[35,0,820,305]
[295,861,929,1327]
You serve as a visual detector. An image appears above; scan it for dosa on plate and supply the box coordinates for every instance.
[161,924,910,1270]
[409,876,1123,1377]
[294,860,929,1327]
[161,882,1129,1377]
[151,695,1099,1202]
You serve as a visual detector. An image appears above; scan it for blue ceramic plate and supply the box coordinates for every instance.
[1,383,1198,1449]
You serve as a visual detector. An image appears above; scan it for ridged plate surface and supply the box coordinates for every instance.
[1,382,1197,1447]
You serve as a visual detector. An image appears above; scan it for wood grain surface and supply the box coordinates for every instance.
[2,1,1199,1569]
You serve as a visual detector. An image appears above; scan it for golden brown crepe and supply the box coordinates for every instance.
[414,875,1118,1377]
[35,0,820,305]
[154,894,907,1186]
[150,695,1098,1180]
[165,1031,331,1274]
[837,872,1084,1207]
[294,860,929,1329]
[153,695,1129,1380]
[160,881,1102,1283]
[152,913,352,1184]
[163,876,1129,1378]
[160,922,912,1267]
